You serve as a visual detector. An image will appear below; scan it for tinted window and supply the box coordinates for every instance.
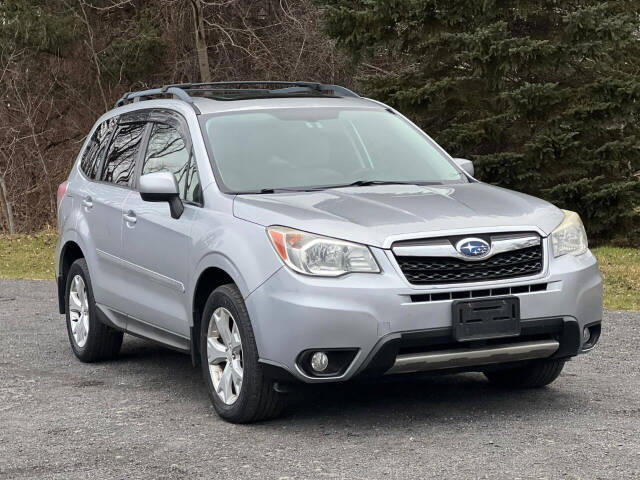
[201,108,465,192]
[101,122,145,186]
[142,123,201,203]
[80,117,117,179]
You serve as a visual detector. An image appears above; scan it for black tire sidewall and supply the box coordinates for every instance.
[200,284,260,420]
[485,358,565,388]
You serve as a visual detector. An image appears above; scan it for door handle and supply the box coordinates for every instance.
[123,211,137,224]
[82,196,93,209]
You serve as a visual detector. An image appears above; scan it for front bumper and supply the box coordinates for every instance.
[245,246,602,383]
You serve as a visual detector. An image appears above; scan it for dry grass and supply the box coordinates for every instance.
[591,246,640,311]
[0,230,57,280]
[0,232,637,310]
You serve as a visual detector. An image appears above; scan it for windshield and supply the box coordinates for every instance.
[201,107,466,193]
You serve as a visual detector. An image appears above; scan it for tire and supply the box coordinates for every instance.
[200,283,285,423]
[65,258,123,362]
[484,358,565,388]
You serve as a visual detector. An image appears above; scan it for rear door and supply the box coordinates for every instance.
[73,115,128,311]
[120,110,202,338]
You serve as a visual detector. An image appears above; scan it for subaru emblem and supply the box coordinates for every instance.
[456,238,490,258]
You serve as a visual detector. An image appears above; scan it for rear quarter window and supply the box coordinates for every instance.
[80,117,118,179]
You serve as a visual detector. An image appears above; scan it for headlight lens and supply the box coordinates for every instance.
[551,210,588,257]
[267,226,380,276]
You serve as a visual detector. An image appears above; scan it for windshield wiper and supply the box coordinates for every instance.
[236,187,323,194]
[236,180,442,195]
[331,180,443,188]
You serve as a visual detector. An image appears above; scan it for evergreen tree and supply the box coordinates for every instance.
[320,0,640,244]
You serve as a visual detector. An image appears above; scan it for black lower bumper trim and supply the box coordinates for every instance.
[355,316,582,379]
[581,321,602,351]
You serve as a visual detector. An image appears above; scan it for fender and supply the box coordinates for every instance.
[56,228,89,314]
[190,252,250,306]
[186,191,283,325]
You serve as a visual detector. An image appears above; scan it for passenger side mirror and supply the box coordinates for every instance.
[453,158,474,177]
[139,171,184,219]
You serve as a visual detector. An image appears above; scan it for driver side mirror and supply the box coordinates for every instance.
[453,158,474,177]
[139,171,184,219]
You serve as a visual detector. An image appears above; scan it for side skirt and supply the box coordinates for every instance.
[95,303,191,353]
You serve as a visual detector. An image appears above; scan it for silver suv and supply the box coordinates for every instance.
[56,82,603,423]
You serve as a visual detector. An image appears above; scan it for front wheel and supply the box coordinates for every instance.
[200,284,285,423]
[484,358,565,388]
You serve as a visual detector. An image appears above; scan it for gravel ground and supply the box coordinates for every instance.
[1,279,639,480]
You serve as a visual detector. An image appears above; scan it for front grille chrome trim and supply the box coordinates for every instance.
[392,233,540,261]
[391,232,546,286]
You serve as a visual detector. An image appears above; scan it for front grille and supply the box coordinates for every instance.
[395,244,543,285]
[409,282,548,303]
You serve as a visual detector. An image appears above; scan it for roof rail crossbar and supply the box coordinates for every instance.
[114,81,359,109]
[162,81,358,97]
[166,81,319,89]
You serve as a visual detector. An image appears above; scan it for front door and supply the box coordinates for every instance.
[120,114,202,339]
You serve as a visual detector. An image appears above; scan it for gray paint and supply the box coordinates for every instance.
[233,183,565,248]
[56,92,602,383]
[138,171,180,196]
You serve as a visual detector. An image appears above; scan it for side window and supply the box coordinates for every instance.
[101,122,145,186]
[142,122,201,204]
[80,117,117,179]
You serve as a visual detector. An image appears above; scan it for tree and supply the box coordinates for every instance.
[188,0,212,82]
[0,0,353,233]
[320,0,640,244]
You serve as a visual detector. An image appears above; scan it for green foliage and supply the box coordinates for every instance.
[320,0,640,244]
[0,0,78,55]
[99,10,166,83]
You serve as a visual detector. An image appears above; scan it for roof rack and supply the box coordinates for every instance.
[115,81,359,110]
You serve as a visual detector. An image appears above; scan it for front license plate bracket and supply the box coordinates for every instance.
[453,297,521,342]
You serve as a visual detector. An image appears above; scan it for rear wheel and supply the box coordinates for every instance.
[65,259,123,362]
[200,284,285,423]
[484,358,565,388]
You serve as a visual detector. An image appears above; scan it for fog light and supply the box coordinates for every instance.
[310,351,329,372]
[583,327,591,343]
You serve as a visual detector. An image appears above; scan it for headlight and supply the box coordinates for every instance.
[267,226,380,276]
[551,210,588,257]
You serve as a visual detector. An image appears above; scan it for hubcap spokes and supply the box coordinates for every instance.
[69,275,89,348]
[207,307,243,405]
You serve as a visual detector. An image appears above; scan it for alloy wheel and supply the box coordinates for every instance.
[69,275,90,348]
[207,307,243,405]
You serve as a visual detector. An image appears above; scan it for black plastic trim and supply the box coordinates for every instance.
[190,326,199,367]
[355,316,579,378]
[580,321,602,352]
[57,274,65,314]
[96,304,190,352]
[550,318,581,358]
[260,361,300,383]
[296,348,359,378]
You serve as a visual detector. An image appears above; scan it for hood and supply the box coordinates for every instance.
[233,183,564,248]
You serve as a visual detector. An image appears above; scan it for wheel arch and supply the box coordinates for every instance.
[190,264,240,366]
[58,239,86,314]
